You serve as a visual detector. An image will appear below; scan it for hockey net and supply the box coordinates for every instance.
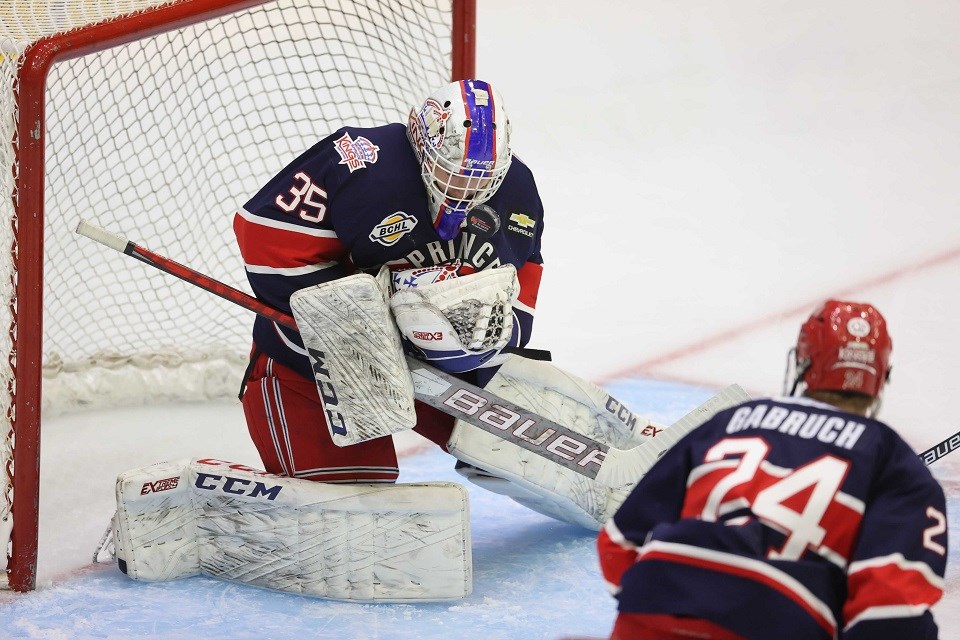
[0,0,474,591]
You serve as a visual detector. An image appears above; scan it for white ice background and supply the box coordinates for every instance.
[3,0,960,638]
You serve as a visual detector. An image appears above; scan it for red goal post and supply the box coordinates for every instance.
[1,0,475,592]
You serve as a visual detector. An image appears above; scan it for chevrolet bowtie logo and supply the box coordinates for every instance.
[509,212,536,228]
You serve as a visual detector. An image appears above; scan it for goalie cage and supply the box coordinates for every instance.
[0,0,477,592]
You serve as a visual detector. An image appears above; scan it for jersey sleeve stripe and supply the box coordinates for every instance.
[843,556,945,625]
[844,604,936,630]
[244,261,339,276]
[848,552,945,588]
[516,260,542,310]
[597,522,638,595]
[235,211,345,268]
[235,207,339,237]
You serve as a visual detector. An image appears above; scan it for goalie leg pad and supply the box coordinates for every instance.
[446,355,664,530]
[114,458,472,602]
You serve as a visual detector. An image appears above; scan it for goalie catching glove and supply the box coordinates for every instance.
[390,263,520,373]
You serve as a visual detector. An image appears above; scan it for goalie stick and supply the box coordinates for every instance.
[76,219,746,487]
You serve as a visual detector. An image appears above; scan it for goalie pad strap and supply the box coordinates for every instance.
[113,458,472,602]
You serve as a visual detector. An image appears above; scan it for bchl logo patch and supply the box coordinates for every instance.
[370,212,418,246]
[334,132,380,172]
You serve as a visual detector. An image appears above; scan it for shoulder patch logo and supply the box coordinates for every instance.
[507,211,537,238]
[334,132,380,172]
[508,212,536,228]
[370,212,418,246]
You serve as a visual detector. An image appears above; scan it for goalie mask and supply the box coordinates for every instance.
[788,299,892,398]
[407,79,512,241]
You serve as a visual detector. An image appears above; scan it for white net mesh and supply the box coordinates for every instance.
[1,0,454,589]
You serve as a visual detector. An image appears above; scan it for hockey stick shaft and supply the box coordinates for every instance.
[919,428,960,466]
[76,220,296,329]
[76,219,746,486]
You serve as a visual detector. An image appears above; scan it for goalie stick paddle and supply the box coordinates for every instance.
[76,219,746,486]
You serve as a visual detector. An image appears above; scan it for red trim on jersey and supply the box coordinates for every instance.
[612,613,747,640]
[597,527,639,589]
[234,212,345,268]
[516,261,542,310]
[844,561,944,623]
[638,547,837,637]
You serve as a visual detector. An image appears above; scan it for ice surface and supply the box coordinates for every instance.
[5,0,960,637]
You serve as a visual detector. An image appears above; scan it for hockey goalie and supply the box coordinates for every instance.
[109,79,745,602]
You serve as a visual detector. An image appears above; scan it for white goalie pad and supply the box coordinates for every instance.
[113,458,472,602]
[447,356,748,530]
[391,264,519,354]
[290,273,416,446]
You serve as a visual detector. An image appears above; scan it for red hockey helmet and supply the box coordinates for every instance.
[795,300,892,397]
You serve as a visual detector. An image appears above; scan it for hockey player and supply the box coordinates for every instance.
[597,300,948,639]
[233,78,543,484]
[108,80,746,600]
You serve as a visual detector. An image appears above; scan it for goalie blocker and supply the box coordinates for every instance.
[113,458,471,601]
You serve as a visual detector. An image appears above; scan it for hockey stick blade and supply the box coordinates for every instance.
[76,220,746,487]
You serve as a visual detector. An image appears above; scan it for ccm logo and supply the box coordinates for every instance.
[443,389,606,471]
[307,347,348,436]
[140,476,179,495]
[194,472,282,501]
[413,331,443,341]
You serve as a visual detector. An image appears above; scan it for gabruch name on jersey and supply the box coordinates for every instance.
[370,212,418,246]
[507,211,536,237]
[334,132,380,172]
[726,403,865,450]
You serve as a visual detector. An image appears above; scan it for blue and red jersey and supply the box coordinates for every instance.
[598,396,947,640]
[233,123,544,381]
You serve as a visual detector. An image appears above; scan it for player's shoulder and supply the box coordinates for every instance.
[488,154,544,235]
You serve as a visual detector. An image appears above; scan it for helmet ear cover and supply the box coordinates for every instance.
[407,79,512,239]
[794,299,892,398]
